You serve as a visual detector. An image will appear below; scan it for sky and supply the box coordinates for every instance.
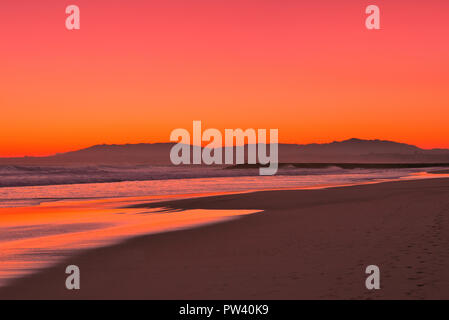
[1,0,448,156]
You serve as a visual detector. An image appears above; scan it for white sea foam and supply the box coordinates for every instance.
[0,166,436,208]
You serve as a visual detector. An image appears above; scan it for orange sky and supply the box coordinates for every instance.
[1,0,448,156]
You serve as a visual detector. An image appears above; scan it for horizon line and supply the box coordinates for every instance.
[2,138,449,159]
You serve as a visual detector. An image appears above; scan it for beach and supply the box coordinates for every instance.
[1,177,448,300]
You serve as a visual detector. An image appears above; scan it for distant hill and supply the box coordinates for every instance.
[296,138,421,155]
[0,143,175,166]
[280,138,449,163]
[1,139,449,165]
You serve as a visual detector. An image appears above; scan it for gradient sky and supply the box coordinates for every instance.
[1,0,448,156]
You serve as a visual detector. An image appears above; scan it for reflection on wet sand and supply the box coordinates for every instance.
[0,196,260,286]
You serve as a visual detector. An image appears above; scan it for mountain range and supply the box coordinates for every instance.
[1,138,449,166]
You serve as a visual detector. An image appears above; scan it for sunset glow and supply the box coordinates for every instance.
[1,0,448,156]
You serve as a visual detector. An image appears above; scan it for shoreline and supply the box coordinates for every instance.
[1,165,448,189]
[1,178,449,299]
[2,170,448,210]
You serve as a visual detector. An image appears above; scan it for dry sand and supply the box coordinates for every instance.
[1,178,449,299]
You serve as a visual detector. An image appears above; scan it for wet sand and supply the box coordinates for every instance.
[1,178,449,299]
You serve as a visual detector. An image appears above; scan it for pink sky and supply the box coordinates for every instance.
[1,0,448,156]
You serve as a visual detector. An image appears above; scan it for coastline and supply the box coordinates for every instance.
[1,178,449,299]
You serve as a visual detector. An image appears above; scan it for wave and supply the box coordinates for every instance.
[0,164,433,188]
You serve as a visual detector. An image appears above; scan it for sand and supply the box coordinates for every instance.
[429,169,449,174]
[1,178,449,299]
